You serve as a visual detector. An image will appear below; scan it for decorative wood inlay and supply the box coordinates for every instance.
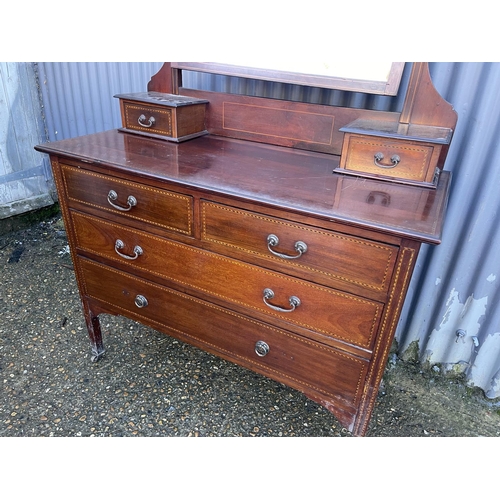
[223,102,335,145]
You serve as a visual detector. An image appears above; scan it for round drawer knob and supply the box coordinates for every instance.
[134,295,148,308]
[254,340,270,357]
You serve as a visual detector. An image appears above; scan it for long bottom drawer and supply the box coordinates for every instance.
[78,258,369,412]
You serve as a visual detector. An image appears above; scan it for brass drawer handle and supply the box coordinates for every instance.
[107,190,137,212]
[254,340,270,357]
[138,114,156,128]
[134,295,148,308]
[263,288,301,313]
[373,152,401,169]
[267,234,307,259]
[114,239,143,260]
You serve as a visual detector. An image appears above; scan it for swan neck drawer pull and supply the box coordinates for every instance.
[114,239,143,260]
[373,152,401,169]
[138,114,156,128]
[254,340,270,357]
[107,190,137,212]
[267,234,307,259]
[263,288,301,313]
[134,295,148,308]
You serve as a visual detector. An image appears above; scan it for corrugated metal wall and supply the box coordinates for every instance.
[36,62,500,399]
[399,63,500,398]
[37,62,163,141]
[0,62,54,218]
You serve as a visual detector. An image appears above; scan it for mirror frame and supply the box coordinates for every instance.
[171,62,405,96]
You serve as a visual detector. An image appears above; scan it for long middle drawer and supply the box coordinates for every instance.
[71,211,383,351]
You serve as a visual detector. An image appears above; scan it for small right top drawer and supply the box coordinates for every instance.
[201,201,397,299]
[337,119,453,187]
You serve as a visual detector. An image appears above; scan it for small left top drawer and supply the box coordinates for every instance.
[115,92,208,142]
[60,163,193,236]
[122,101,174,137]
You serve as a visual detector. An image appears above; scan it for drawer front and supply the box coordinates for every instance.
[61,164,193,235]
[79,258,369,408]
[72,212,383,350]
[201,201,397,295]
[342,134,436,182]
[122,101,173,136]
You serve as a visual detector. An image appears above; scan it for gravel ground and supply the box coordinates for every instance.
[1,206,499,438]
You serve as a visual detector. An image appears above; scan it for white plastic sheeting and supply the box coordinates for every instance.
[0,62,53,218]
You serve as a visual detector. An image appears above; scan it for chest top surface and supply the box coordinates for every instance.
[36,129,450,244]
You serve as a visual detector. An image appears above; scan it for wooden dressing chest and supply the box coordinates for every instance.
[35,62,457,436]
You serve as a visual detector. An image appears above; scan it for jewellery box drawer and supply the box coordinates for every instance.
[71,212,383,350]
[79,258,370,409]
[115,91,208,142]
[337,119,452,187]
[61,163,193,236]
[339,134,441,184]
[201,201,397,297]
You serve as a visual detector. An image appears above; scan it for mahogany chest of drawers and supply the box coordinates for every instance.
[35,62,456,436]
[36,128,451,436]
